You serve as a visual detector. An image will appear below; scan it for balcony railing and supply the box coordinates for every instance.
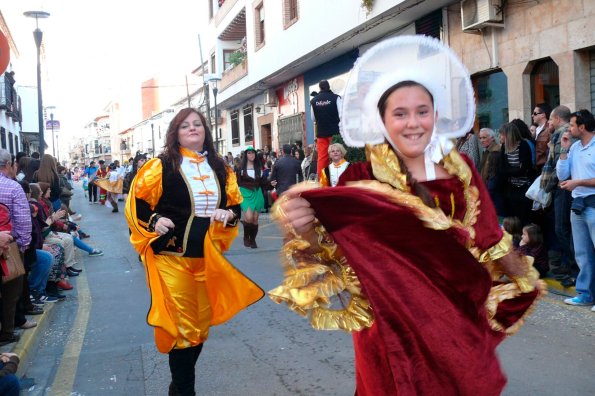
[220,57,248,91]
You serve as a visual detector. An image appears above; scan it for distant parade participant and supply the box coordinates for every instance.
[310,80,341,176]
[125,108,263,395]
[319,143,349,187]
[236,146,268,248]
[95,160,108,205]
[94,163,123,213]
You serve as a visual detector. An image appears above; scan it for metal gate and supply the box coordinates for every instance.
[277,112,304,146]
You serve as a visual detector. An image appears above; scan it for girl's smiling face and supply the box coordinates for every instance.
[381,85,435,160]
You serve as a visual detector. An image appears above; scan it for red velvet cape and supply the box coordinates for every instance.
[300,161,537,395]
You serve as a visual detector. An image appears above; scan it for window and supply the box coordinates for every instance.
[211,53,216,73]
[254,3,265,48]
[0,127,5,149]
[208,0,214,19]
[531,58,560,109]
[472,70,508,131]
[283,0,299,29]
[8,132,13,153]
[223,50,235,71]
[231,110,240,145]
[243,105,254,143]
[14,135,18,153]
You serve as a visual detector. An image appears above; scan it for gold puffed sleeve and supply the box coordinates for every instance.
[133,158,163,209]
[268,198,374,332]
[225,165,243,207]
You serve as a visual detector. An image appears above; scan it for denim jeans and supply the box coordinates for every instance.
[51,198,62,211]
[29,249,53,294]
[0,370,20,396]
[570,206,595,302]
[73,236,94,254]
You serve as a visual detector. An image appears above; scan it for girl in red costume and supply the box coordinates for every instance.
[269,36,544,396]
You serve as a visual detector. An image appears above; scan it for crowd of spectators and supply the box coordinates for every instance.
[464,105,595,310]
[0,148,106,393]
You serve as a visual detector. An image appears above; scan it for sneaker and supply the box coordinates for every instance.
[79,232,91,239]
[71,214,82,221]
[89,249,104,257]
[26,306,44,315]
[564,296,594,306]
[19,320,37,329]
[45,291,66,300]
[39,295,60,303]
[66,268,80,277]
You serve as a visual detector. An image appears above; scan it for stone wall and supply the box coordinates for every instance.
[447,0,595,120]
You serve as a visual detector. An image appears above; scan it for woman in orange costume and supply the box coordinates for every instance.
[270,36,544,395]
[125,108,263,396]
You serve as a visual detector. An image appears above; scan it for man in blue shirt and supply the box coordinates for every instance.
[85,161,99,203]
[557,109,595,310]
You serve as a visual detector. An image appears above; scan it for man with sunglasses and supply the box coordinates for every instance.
[557,109,595,310]
[532,103,553,172]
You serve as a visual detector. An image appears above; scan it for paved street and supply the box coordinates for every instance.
[11,183,595,395]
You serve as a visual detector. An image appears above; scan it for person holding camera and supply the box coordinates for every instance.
[557,109,595,309]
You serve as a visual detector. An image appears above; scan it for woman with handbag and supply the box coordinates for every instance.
[125,108,263,395]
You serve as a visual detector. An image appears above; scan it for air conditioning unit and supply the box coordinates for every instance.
[264,89,278,106]
[461,0,504,31]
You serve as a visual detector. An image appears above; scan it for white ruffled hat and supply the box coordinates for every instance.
[340,35,476,149]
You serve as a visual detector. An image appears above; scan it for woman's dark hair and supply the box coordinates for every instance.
[523,223,543,246]
[502,216,522,241]
[377,80,436,208]
[18,180,30,194]
[24,159,40,183]
[499,122,523,153]
[132,153,147,174]
[238,147,262,180]
[160,108,226,184]
[377,80,434,120]
[18,156,31,174]
[510,119,534,142]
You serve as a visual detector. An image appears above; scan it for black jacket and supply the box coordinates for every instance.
[310,90,340,137]
[270,155,303,195]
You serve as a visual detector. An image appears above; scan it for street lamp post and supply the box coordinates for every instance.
[50,111,55,157]
[150,123,155,157]
[24,10,50,156]
[213,86,219,154]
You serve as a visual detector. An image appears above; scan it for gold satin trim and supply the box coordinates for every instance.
[270,143,542,335]
[268,223,374,332]
[477,232,513,263]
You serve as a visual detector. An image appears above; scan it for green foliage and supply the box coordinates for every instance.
[332,134,367,163]
[228,50,246,66]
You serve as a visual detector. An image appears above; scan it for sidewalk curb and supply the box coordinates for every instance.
[12,302,55,376]
[543,277,576,297]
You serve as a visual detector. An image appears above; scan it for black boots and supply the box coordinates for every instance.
[250,224,259,249]
[168,344,204,396]
[241,222,259,249]
[242,221,251,247]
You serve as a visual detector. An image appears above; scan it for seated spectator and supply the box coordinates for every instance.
[518,223,549,278]
[57,165,75,215]
[502,216,523,248]
[0,352,20,395]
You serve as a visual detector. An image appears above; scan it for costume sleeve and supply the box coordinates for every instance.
[131,158,163,230]
[319,168,329,187]
[225,166,242,220]
[464,155,504,253]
